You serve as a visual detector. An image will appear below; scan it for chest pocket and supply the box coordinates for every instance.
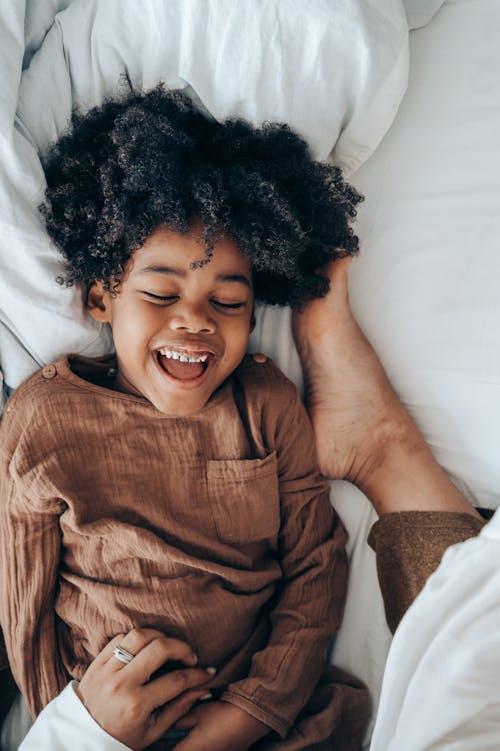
[206,451,280,545]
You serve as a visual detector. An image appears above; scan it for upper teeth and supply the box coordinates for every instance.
[159,349,208,363]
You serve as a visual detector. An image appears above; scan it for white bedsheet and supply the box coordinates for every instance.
[1,0,499,748]
[348,0,500,511]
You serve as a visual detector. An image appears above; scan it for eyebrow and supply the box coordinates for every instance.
[138,266,252,289]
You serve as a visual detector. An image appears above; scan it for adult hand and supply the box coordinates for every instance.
[76,628,215,751]
[174,700,270,751]
[293,257,478,517]
[292,256,407,484]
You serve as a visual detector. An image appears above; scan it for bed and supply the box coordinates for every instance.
[1,0,499,748]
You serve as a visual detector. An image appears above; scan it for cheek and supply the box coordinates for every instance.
[110,302,156,343]
[228,320,252,357]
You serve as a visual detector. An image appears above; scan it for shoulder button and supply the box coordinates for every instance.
[252,352,268,364]
[42,364,57,379]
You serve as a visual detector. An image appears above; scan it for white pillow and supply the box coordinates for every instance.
[0,0,409,395]
[23,0,73,69]
[19,0,409,168]
[402,0,445,29]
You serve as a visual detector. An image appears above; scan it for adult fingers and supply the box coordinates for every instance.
[123,632,199,682]
[87,633,126,672]
[107,629,197,675]
[143,690,206,747]
[173,704,203,730]
[144,667,214,708]
[325,255,353,306]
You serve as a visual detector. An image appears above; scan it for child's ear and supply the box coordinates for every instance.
[87,281,112,323]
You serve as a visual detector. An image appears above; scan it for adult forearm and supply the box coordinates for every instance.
[355,408,481,519]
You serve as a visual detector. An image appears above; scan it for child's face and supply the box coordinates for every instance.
[87,226,254,415]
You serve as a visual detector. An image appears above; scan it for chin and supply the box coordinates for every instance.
[152,394,209,417]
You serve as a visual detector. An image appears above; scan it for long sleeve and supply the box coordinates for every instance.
[19,682,131,751]
[222,385,347,737]
[370,510,500,751]
[0,405,69,717]
[368,510,486,633]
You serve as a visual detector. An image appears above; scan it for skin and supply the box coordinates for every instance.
[75,629,215,751]
[78,629,269,751]
[87,226,269,748]
[292,257,480,519]
[57,252,477,748]
[78,626,269,751]
[87,225,255,417]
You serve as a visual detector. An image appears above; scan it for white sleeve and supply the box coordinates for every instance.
[19,682,131,751]
[370,509,500,751]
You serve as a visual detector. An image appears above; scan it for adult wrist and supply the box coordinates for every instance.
[357,416,479,519]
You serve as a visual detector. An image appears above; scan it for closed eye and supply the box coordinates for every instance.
[211,300,246,309]
[141,292,246,309]
[141,291,178,302]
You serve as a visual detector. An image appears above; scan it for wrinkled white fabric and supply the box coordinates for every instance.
[371,510,500,750]
[0,1,114,398]
[402,0,445,28]
[348,0,500,511]
[18,683,130,751]
[0,0,409,399]
[17,0,409,167]
[3,2,500,749]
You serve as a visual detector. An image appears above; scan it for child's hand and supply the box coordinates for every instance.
[174,700,270,751]
[76,628,215,751]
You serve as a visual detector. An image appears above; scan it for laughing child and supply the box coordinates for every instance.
[0,87,368,750]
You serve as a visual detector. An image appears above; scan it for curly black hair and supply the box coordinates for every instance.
[42,85,362,307]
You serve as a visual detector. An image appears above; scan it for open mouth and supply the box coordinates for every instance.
[156,348,214,381]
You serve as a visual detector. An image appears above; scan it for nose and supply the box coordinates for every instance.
[169,301,216,334]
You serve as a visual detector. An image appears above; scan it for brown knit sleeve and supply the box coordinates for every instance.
[0,400,70,717]
[0,484,69,716]
[368,511,486,633]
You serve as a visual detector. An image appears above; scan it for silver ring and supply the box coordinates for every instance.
[113,645,135,665]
